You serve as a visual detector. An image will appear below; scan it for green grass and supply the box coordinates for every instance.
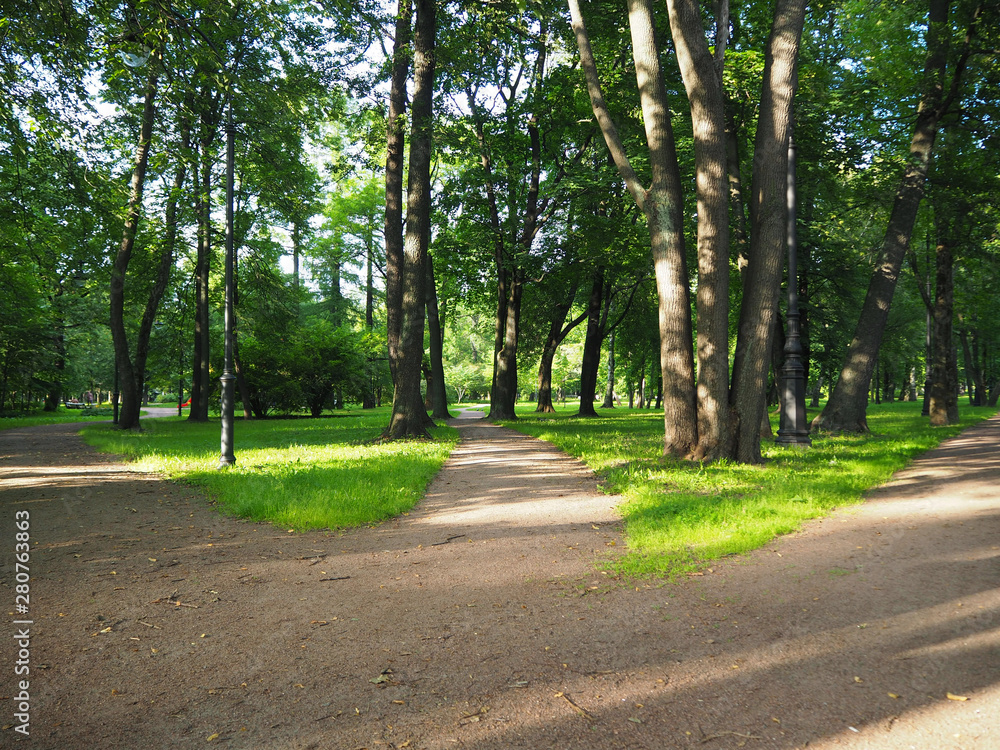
[81,408,459,531]
[501,400,997,578]
[0,407,117,430]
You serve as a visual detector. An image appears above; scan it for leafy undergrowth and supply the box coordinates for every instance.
[81,408,458,530]
[502,400,997,578]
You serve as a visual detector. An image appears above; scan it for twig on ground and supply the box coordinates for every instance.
[555,692,594,721]
[432,534,466,546]
[149,596,199,608]
[699,729,763,743]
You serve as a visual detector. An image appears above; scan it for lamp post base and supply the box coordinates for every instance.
[218,372,236,468]
[777,362,811,446]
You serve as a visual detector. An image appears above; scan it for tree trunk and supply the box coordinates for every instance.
[578,268,605,417]
[761,317,785,439]
[728,0,806,463]
[426,254,451,419]
[569,0,697,456]
[129,148,186,430]
[189,120,213,423]
[537,298,586,414]
[666,0,731,460]
[972,331,986,406]
[363,227,377,410]
[630,0,698,455]
[475,110,546,422]
[466,88,513,422]
[291,220,301,293]
[960,333,973,405]
[602,328,617,408]
[44,326,66,411]
[233,335,253,420]
[536,321,565,415]
[490,269,522,420]
[726,106,749,271]
[109,66,158,431]
[384,0,434,440]
[929,234,959,424]
[384,0,412,387]
[813,0,957,433]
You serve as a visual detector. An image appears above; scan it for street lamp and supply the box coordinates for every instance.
[776,135,811,447]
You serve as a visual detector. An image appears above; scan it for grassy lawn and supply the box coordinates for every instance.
[501,400,997,578]
[81,408,459,531]
[0,407,119,430]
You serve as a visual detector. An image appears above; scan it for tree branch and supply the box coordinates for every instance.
[567,0,646,210]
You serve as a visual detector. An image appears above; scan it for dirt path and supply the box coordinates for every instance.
[1,412,998,749]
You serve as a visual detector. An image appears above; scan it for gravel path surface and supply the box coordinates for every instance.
[1,411,998,749]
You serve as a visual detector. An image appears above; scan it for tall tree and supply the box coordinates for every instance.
[439,3,595,422]
[108,58,160,431]
[384,0,436,439]
[569,0,698,456]
[426,254,452,419]
[536,277,587,413]
[814,0,981,432]
[577,266,606,416]
[384,0,412,388]
[665,0,731,460]
[571,0,808,463]
[188,86,218,422]
[727,0,807,463]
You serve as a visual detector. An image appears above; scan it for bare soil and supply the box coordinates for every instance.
[1,410,998,749]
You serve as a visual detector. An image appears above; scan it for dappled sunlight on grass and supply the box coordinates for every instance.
[81,408,459,530]
[505,400,997,577]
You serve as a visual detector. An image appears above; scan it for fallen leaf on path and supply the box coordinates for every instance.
[370,668,394,685]
[206,733,219,741]
[946,693,968,701]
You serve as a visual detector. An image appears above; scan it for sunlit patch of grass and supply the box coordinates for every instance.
[1,407,117,430]
[504,400,997,578]
[81,408,459,530]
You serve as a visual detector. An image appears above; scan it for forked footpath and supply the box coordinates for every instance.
[1,412,998,748]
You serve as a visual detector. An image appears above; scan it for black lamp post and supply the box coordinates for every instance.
[218,99,236,468]
[776,135,811,446]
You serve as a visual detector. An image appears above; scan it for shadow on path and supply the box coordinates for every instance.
[0,415,998,749]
